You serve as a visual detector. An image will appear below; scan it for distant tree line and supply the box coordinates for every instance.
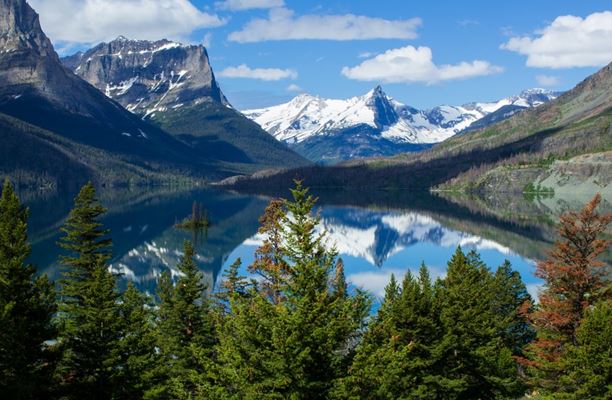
[0,179,610,399]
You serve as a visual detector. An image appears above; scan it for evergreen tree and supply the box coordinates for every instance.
[522,194,611,392]
[0,179,56,399]
[558,301,611,399]
[216,181,370,399]
[437,248,520,399]
[337,265,445,399]
[55,182,121,400]
[492,261,534,360]
[116,282,158,400]
[147,241,217,399]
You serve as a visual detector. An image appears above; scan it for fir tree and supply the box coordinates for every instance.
[522,194,611,393]
[337,265,445,400]
[55,182,121,400]
[116,282,158,400]
[0,179,56,399]
[492,260,534,360]
[558,300,611,399]
[217,181,370,399]
[148,241,217,399]
[437,248,520,399]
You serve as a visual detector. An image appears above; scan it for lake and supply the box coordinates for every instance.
[22,185,609,302]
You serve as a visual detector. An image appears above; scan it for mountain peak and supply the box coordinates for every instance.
[365,85,386,99]
[518,88,555,96]
[63,36,229,115]
[0,0,57,58]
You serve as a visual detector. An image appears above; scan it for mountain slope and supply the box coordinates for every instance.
[224,62,611,193]
[243,86,559,163]
[0,0,221,186]
[63,37,309,171]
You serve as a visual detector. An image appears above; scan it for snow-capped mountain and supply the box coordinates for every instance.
[62,36,229,117]
[243,86,559,163]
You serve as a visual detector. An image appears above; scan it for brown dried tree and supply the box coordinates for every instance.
[522,193,611,391]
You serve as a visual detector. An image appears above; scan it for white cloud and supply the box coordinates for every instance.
[341,46,503,84]
[228,7,421,43]
[29,0,225,45]
[501,11,612,68]
[202,33,213,48]
[536,74,560,87]
[218,64,297,81]
[287,83,303,92]
[215,0,284,11]
[358,51,374,58]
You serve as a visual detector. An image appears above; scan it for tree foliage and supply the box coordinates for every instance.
[0,182,608,400]
[148,241,217,399]
[0,179,56,399]
[523,194,611,393]
[216,181,370,399]
[55,182,121,400]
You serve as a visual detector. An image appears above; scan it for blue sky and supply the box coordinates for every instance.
[30,0,612,109]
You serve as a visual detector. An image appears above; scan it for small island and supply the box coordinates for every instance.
[175,201,210,229]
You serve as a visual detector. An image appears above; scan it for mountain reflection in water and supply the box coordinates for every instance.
[23,186,609,300]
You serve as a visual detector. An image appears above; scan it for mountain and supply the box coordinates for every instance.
[224,62,612,195]
[63,37,310,173]
[243,86,559,163]
[0,0,219,187]
[62,36,229,116]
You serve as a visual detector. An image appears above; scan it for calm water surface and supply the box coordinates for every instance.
[24,186,603,301]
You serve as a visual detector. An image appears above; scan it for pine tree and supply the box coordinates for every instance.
[276,181,370,398]
[558,300,611,399]
[249,198,289,304]
[337,265,445,400]
[333,273,400,399]
[216,181,370,399]
[437,248,520,399]
[0,179,56,399]
[492,260,534,360]
[522,194,611,392]
[148,241,217,399]
[115,282,158,400]
[55,182,121,400]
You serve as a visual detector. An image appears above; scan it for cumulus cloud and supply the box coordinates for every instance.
[218,64,298,81]
[341,46,503,84]
[287,83,303,92]
[228,7,421,43]
[501,11,612,68]
[215,0,284,11]
[536,74,560,87]
[29,0,225,45]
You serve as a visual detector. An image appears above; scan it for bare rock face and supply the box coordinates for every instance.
[0,0,65,99]
[0,0,137,120]
[0,0,56,56]
[64,37,229,116]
